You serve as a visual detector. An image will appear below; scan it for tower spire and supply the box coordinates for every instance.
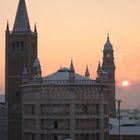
[22,64,28,83]
[107,33,110,42]
[85,65,90,79]
[97,61,102,78]
[97,61,101,72]
[6,21,10,32]
[34,23,37,33]
[69,58,75,82]
[13,0,31,32]
[70,58,75,72]
[33,57,42,78]
[104,33,113,50]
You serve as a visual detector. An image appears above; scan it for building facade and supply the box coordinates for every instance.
[5,0,38,140]
[21,66,109,140]
[102,35,116,116]
[5,0,116,140]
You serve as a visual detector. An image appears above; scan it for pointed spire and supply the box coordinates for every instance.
[96,61,102,80]
[34,23,37,33]
[22,64,28,83]
[34,66,42,78]
[69,58,75,83]
[107,33,110,42]
[104,33,113,50]
[97,61,101,72]
[13,0,31,32]
[33,57,40,67]
[22,64,28,75]
[70,58,75,72]
[85,65,90,78]
[33,57,42,78]
[60,64,62,70]
[6,21,10,32]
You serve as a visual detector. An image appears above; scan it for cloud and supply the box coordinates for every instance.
[116,80,140,109]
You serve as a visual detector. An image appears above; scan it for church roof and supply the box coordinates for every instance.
[13,0,30,32]
[43,67,90,81]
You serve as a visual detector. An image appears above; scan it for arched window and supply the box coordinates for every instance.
[16,42,19,52]
[12,42,15,52]
[21,41,24,52]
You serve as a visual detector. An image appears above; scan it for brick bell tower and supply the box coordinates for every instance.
[5,0,38,140]
[102,34,116,116]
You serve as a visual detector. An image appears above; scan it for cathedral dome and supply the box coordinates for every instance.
[104,35,113,50]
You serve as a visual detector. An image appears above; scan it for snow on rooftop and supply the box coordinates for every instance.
[110,125,140,135]
[109,117,138,126]
[43,67,90,81]
[115,110,133,118]
[109,110,140,135]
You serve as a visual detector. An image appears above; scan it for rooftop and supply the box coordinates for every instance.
[44,67,90,81]
[109,110,140,136]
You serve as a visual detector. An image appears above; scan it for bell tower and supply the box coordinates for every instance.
[5,0,38,140]
[102,34,116,116]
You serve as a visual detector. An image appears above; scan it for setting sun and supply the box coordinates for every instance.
[122,80,129,86]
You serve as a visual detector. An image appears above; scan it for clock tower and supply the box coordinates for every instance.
[102,34,116,116]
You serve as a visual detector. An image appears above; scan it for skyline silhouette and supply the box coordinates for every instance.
[0,0,140,109]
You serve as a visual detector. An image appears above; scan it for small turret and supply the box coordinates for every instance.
[33,57,42,79]
[22,64,28,83]
[6,21,10,32]
[97,61,102,77]
[69,59,75,83]
[34,23,37,33]
[104,34,113,50]
[85,65,90,79]
[70,59,75,72]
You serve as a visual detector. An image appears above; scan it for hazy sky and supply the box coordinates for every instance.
[0,0,140,109]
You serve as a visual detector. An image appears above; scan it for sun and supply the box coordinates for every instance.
[122,80,129,86]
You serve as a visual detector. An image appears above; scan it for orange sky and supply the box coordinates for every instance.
[0,0,140,108]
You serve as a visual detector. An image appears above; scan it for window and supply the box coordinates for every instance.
[25,133,35,140]
[25,104,36,115]
[21,41,24,52]
[12,42,15,52]
[54,120,58,129]
[16,91,20,100]
[84,105,88,114]
[32,105,35,114]
[104,104,108,114]
[12,41,24,53]
[96,133,100,140]
[96,119,99,129]
[53,135,57,140]
[96,104,99,114]
[16,42,19,52]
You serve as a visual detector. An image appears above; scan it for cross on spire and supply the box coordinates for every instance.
[107,33,110,42]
